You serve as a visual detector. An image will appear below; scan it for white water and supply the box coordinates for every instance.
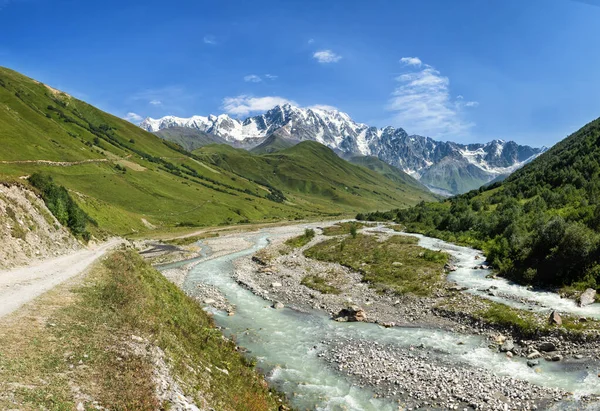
[160,230,600,410]
[379,228,600,319]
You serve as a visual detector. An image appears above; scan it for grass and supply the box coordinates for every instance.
[322,221,366,236]
[304,233,448,296]
[284,228,315,248]
[301,274,341,295]
[0,249,287,410]
[163,232,219,246]
[475,302,539,335]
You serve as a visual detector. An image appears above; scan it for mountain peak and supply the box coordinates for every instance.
[141,105,546,194]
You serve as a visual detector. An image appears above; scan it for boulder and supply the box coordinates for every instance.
[548,310,562,326]
[578,288,596,307]
[527,360,539,368]
[537,341,557,352]
[500,339,514,353]
[551,354,563,362]
[334,305,367,322]
[527,350,541,359]
[272,301,285,309]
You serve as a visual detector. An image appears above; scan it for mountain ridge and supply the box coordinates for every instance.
[141,105,546,194]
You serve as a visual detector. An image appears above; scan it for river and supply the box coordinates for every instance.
[158,225,599,410]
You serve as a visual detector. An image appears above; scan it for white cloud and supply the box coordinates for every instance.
[465,101,479,107]
[124,112,143,123]
[244,74,262,83]
[308,38,315,44]
[313,50,342,63]
[222,95,297,116]
[203,35,217,45]
[400,56,422,66]
[149,99,162,106]
[265,74,278,80]
[388,59,474,137]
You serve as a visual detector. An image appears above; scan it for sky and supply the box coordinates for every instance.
[1,0,600,147]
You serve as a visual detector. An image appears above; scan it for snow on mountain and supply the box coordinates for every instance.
[140,104,546,195]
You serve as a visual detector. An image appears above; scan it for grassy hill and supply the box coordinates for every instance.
[154,127,228,151]
[0,66,435,236]
[249,134,299,154]
[347,155,431,193]
[361,117,600,289]
[194,141,436,213]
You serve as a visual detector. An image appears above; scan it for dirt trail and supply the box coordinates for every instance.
[0,159,109,166]
[0,238,122,318]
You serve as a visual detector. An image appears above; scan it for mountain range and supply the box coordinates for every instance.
[140,105,547,195]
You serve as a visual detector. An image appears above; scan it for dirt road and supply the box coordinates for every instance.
[0,239,122,318]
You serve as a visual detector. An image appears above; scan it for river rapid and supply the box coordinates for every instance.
[158,224,599,410]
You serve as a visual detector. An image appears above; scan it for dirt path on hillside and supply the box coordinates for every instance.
[0,159,110,166]
[0,238,123,318]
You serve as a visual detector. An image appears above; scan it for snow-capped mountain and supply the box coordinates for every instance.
[140,104,546,195]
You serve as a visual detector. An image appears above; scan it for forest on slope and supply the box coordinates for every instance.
[360,117,600,289]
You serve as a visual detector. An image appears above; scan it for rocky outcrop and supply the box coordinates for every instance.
[0,184,80,269]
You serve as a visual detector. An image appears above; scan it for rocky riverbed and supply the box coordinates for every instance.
[319,337,571,410]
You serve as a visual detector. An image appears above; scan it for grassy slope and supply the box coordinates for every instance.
[347,155,430,192]
[195,141,437,214]
[0,66,433,236]
[250,134,298,154]
[0,249,285,410]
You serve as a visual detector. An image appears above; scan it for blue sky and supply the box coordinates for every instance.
[1,0,600,147]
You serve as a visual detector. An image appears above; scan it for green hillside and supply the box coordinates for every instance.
[250,134,299,154]
[347,155,431,193]
[154,127,228,151]
[0,66,434,236]
[361,117,600,289]
[195,142,436,212]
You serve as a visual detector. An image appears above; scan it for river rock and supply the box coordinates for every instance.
[551,354,563,362]
[527,360,539,367]
[578,288,596,307]
[537,342,557,352]
[271,282,282,288]
[272,301,285,309]
[548,310,562,326]
[334,306,367,322]
[203,298,216,305]
[527,350,541,359]
[252,255,267,266]
[500,339,514,353]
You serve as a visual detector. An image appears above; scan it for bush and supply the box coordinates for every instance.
[28,173,91,240]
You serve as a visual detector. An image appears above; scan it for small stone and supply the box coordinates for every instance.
[527,360,540,367]
[551,354,563,362]
[203,298,216,305]
[548,311,562,326]
[271,282,282,288]
[527,350,541,359]
[272,301,285,309]
[537,342,556,352]
[506,351,513,358]
[76,403,85,411]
